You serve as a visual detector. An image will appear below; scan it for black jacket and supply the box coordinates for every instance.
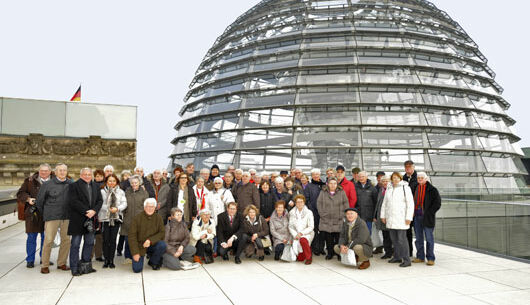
[67,179,103,235]
[414,181,441,228]
[216,211,243,244]
[36,177,72,222]
[404,171,418,194]
[303,182,321,223]
[354,180,378,222]
[259,191,275,219]
[165,184,197,224]
[311,179,325,189]
[141,175,156,198]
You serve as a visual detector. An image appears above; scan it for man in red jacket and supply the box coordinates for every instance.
[336,165,357,208]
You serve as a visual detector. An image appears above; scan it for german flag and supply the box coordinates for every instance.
[70,85,81,102]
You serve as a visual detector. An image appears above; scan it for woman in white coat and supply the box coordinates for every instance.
[99,174,127,268]
[380,172,414,267]
[288,194,314,265]
[190,209,216,264]
[207,177,234,256]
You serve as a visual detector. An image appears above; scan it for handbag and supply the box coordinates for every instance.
[340,242,357,267]
[260,236,272,248]
[280,243,298,262]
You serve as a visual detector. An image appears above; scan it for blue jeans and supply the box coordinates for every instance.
[366,221,372,235]
[70,232,95,271]
[132,241,167,273]
[124,236,132,259]
[413,215,435,261]
[26,232,44,262]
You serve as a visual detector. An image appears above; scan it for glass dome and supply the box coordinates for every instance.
[170,0,527,193]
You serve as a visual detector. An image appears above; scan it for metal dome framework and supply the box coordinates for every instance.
[170,0,527,193]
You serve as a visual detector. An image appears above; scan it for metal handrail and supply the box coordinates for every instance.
[443,198,530,207]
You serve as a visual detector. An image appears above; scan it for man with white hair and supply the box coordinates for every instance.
[129,198,167,272]
[233,171,260,214]
[36,163,73,274]
[134,166,155,198]
[17,163,54,268]
[261,171,270,182]
[412,172,441,266]
[249,168,257,183]
[354,171,378,233]
[200,168,215,191]
[310,168,325,189]
[234,169,243,184]
[103,165,114,177]
[67,168,103,276]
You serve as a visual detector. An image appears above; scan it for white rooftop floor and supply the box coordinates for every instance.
[1,222,529,305]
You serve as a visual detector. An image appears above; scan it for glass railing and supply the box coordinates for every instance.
[435,198,530,261]
[0,188,17,217]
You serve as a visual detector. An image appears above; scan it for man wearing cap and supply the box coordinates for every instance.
[375,171,386,193]
[335,165,357,208]
[279,170,289,180]
[334,208,372,270]
[350,167,361,184]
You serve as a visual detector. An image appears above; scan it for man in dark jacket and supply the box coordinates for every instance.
[310,168,325,189]
[16,164,54,268]
[233,172,260,214]
[412,172,441,266]
[301,174,324,256]
[129,198,167,273]
[216,202,243,261]
[67,168,103,276]
[334,208,373,270]
[354,171,378,234]
[403,160,417,256]
[36,163,72,274]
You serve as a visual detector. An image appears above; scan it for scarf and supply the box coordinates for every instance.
[105,187,120,226]
[414,183,427,213]
[196,187,206,210]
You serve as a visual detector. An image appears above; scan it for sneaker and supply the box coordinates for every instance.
[426,260,435,266]
[123,258,132,265]
[181,261,201,271]
[413,258,425,263]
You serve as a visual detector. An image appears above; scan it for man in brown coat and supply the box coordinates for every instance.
[129,198,167,273]
[233,172,260,215]
[16,164,54,268]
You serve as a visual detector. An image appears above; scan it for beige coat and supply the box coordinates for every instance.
[316,186,349,233]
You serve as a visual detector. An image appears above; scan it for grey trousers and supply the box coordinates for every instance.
[389,229,410,264]
[162,245,196,270]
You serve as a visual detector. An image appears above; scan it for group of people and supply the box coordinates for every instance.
[16,160,441,276]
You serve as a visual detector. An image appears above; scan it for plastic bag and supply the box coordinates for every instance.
[280,241,300,262]
[371,227,383,248]
[340,248,357,267]
[52,228,61,248]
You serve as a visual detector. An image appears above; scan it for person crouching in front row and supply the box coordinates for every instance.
[128,198,167,273]
[190,209,216,264]
[162,207,200,270]
[334,208,373,270]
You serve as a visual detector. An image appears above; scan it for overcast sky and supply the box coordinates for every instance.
[0,0,528,173]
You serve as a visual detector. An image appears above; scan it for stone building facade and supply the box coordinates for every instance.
[0,133,136,187]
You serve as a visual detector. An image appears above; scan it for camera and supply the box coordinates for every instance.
[84,219,94,233]
[28,205,37,215]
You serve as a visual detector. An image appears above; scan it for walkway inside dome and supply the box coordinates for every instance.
[1,222,529,305]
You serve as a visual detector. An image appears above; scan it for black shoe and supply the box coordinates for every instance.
[116,252,122,256]
[274,253,280,261]
[373,246,384,254]
[235,257,241,264]
[399,261,411,267]
[264,248,271,255]
[381,253,392,259]
[337,254,341,261]
[26,262,34,268]
[320,250,327,256]
[71,269,81,276]
[258,256,264,261]
[388,258,401,264]
[102,261,109,268]
[312,250,320,256]
[204,256,214,264]
[40,261,53,266]
[109,262,115,269]
[325,254,333,260]
[95,257,104,262]
[222,254,229,261]
[151,264,161,270]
